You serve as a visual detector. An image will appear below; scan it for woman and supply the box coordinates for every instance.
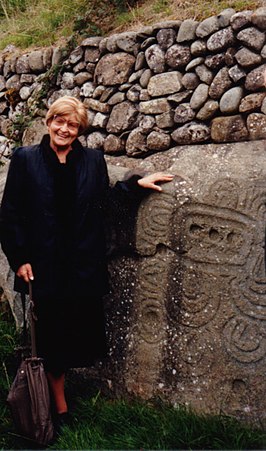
[0,96,173,427]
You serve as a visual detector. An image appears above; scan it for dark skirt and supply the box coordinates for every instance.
[35,296,107,374]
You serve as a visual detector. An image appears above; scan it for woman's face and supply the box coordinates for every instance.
[47,112,80,152]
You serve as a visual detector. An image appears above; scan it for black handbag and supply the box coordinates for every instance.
[7,281,54,446]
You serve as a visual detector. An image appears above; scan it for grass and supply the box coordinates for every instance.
[0,0,114,49]
[0,0,265,50]
[51,392,266,450]
[0,315,265,450]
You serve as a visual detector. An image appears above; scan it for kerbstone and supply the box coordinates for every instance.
[103,139,266,426]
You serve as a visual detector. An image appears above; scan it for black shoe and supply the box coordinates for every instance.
[54,411,71,436]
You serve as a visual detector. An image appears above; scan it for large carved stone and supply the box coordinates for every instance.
[104,139,266,426]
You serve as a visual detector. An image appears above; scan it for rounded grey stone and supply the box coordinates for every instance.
[196,16,219,38]
[73,61,86,73]
[92,112,109,129]
[207,28,235,52]
[239,93,265,113]
[81,36,102,47]
[126,128,147,156]
[171,121,210,144]
[209,67,232,100]
[147,72,182,97]
[251,7,266,30]
[245,64,266,91]
[247,112,266,139]
[156,28,176,49]
[140,69,152,88]
[237,27,265,52]
[177,20,198,42]
[219,87,243,113]
[61,72,75,90]
[95,53,135,86]
[235,47,262,67]
[19,86,32,100]
[205,53,225,70]
[135,52,146,71]
[99,87,116,102]
[116,32,139,54]
[139,115,155,133]
[155,111,174,129]
[16,54,30,74]
[139,99,170,114]
[108,92,126,105]
[190,40,207,56]
[185,57,204,72]
[182,73,200,90]
[80,81,95,97]
[28,50,44,73]
[84,47,100,63]
[195,64,213,84]
[145,44,166,73]
[174,103,195,124]
[51,47,63,66]
[127,86,141,103]
[85,98,110,113]
[146,131,170,150]
[141,37,156,50]
[107,101,138,133]
[230,10,252,30]
[211,115,248,142]
[74,72,92,86]
[22,117,47,146]
[6,74,21,90]
[228,65,246,82]
[87,131,106,149]
[168,91,193,104]
[0,75,6,91]
[165,44,191,69]
[190,83,209,110]
[104,134,124,154]
[217,8,235,27]
[196,100,219,120]
[128,69,145,84]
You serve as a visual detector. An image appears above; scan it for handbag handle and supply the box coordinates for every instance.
[28,280,38,359]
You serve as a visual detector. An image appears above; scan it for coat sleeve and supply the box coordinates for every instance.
[0,148,30,272]
[96,151,147,208]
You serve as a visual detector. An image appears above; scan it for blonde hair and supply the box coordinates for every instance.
[46,96,89,135]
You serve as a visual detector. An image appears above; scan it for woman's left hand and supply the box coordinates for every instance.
[138,172,174,192]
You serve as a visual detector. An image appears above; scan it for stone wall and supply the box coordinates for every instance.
[0,7,266,155]
[0,7,266,426]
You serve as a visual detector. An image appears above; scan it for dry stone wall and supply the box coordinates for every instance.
[0,8,266,156]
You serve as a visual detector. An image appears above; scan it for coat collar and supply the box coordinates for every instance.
[40,134,84,167]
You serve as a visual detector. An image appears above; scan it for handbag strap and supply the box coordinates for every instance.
[21,291,27,347]
[20,282,38,358]
[28,280,38,358]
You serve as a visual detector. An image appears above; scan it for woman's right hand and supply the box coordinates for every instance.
[16,263,34,282]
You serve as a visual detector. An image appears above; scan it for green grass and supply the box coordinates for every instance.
[0,0,264,50]
[52,393,266,450]
[0,314,265,450]
[0,313,19,450]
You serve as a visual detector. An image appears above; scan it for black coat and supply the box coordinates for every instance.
[0,135,142,299]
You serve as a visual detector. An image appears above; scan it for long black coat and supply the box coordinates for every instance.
[0,135,142,299]
[1,135,144,371]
